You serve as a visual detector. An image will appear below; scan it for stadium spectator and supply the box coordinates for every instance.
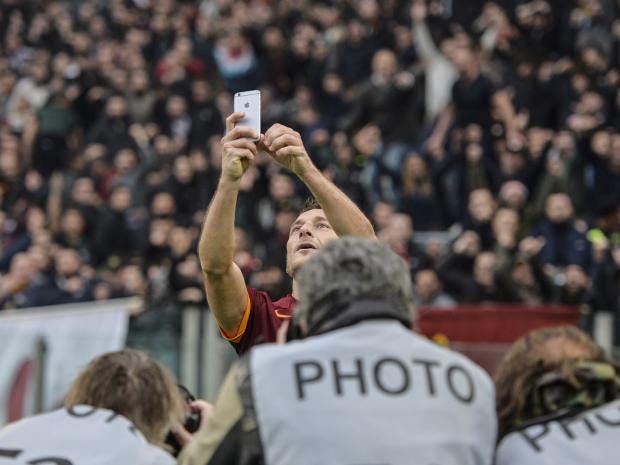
[425,37,520,155]
[588,201,620,337]
[378,212,431,275]
[5,60,50,133]
[396,151,445,230]
[179,238,497,465]
[0,349,187,464]
[87,94,135,156]
[0,251,37,308]
[341,48,422,145]
[93,185,136,266]
[16,247,94,307]
[495,236,553,306]
[413,268,456,308]
[465,188,497,250]
[531,193,591,270]
[494,326,620,464]
[438,230,510,303]
[410,0,458,123]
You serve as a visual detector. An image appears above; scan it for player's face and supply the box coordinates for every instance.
[286,209,338,277]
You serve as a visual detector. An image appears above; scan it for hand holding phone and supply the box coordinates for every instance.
[233,90,261,141]
[220,113,260,183]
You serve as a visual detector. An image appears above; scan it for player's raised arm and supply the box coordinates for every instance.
[261,124,375,239]
[198,112,258,334]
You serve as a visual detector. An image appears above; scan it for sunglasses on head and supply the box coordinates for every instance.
[518,361,620,426]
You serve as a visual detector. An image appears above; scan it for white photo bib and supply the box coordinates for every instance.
[0,406,174,465]
[496,399,620,465]
[250,321,497,465]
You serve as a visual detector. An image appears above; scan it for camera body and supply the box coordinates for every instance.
[183,410,201,435]
[164,385,201,456]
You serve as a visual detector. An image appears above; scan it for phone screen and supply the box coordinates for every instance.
[233,90,261,141]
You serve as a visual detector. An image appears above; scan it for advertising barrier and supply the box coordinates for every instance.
[417,304,582,374]
[0,299,131,426]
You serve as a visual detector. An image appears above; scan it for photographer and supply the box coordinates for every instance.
[0,349,199,464]
[495,326,620,464]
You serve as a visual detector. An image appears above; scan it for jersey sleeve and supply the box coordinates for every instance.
[219,292,252,344]
[219,288,282,355]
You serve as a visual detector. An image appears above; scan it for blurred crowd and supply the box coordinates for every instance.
[0,0,618,325]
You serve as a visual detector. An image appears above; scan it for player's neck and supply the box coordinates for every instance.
[292,279,300,300]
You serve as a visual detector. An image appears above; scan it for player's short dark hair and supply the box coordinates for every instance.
[301,197,321,213]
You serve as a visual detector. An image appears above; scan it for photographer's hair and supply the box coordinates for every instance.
[65,349,185,445]
[494,326,605,439]
[294,237,413,333]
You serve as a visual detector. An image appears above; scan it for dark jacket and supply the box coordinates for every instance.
[531,220,591,269]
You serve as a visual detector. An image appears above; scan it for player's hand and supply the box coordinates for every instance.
[260,124,313,176]
[221,112,259,183]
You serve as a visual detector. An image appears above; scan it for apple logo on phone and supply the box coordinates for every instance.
[244,102,250,108]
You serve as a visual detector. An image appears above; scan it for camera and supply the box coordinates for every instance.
[164,384,201,457]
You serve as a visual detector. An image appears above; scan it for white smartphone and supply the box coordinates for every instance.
[233,90,261,141]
